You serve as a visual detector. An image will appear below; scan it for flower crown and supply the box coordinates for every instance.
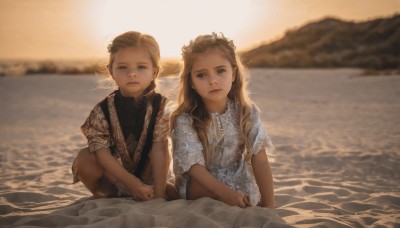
[181,32,236,58]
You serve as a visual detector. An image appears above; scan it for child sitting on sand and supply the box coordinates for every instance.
[171,32,275,208]
[72,31,176,201]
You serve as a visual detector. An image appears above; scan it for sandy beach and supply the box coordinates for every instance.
[0,69,399,227]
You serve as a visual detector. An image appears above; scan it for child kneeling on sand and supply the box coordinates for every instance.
[171,33,275,208]
[72,31,177,201]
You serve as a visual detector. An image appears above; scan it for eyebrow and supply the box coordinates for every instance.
[115,61,151,65]
[192,65,227,73]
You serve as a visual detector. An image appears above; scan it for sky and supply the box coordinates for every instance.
[0,0,399,60]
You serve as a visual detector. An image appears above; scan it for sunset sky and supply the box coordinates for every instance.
[0,0,399,60]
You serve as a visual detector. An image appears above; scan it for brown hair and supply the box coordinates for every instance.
[107,31,160,71]
[170,32,254,163]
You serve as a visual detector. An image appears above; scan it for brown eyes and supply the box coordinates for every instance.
[195,69,226,78]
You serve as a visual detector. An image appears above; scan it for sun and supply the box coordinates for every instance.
[87,0,261,58]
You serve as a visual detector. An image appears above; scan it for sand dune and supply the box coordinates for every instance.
[1,69,399,227]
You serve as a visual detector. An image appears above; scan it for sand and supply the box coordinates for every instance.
[0,69,399,227]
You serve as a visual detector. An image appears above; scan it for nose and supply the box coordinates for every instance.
[128,70,137,78]
[209,75,218,85]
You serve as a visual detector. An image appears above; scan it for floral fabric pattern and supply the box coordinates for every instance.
[173,99,273,205]
[72,92,169,184]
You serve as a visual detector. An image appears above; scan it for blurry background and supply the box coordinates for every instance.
[0,0,399,76]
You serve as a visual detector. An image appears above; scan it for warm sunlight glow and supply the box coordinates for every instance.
[0,0,398,60]
[88,0,259,58]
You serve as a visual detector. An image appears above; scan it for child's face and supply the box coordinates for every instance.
[190,48,235,113]
[111,46,156,99]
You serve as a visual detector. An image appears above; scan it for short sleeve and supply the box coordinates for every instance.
[153,101,170,143]
[173,114,205,176]
[248,105,274,156]
[81,105,111,153]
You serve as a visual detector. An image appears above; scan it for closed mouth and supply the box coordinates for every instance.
[209,89,222,93]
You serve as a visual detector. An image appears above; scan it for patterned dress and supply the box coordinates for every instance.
[72,90,170,185]
[173,99,274,205]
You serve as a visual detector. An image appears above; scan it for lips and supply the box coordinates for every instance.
[127,82,139,85]
[209,89,222,93]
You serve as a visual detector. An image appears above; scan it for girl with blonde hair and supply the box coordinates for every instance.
[72,31,176,200]
[171,32,275,208]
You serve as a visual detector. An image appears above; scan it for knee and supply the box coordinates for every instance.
[77,147,92,164]
[77,147,101,172]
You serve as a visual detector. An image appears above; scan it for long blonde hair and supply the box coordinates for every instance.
[170,32,254,163]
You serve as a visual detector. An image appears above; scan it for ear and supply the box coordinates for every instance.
[153,67,160,79]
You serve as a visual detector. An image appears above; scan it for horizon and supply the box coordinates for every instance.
[0,0,399,60]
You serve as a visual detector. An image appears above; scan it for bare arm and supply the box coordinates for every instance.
[251,149,275,208]
[95,148,153,200]
[189,164,251,208]
[150,140,170,198]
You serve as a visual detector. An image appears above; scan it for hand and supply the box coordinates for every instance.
[220,188,252,208]
[128,181,154,201]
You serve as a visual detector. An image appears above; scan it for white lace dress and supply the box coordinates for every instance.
[172,99,274,205]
